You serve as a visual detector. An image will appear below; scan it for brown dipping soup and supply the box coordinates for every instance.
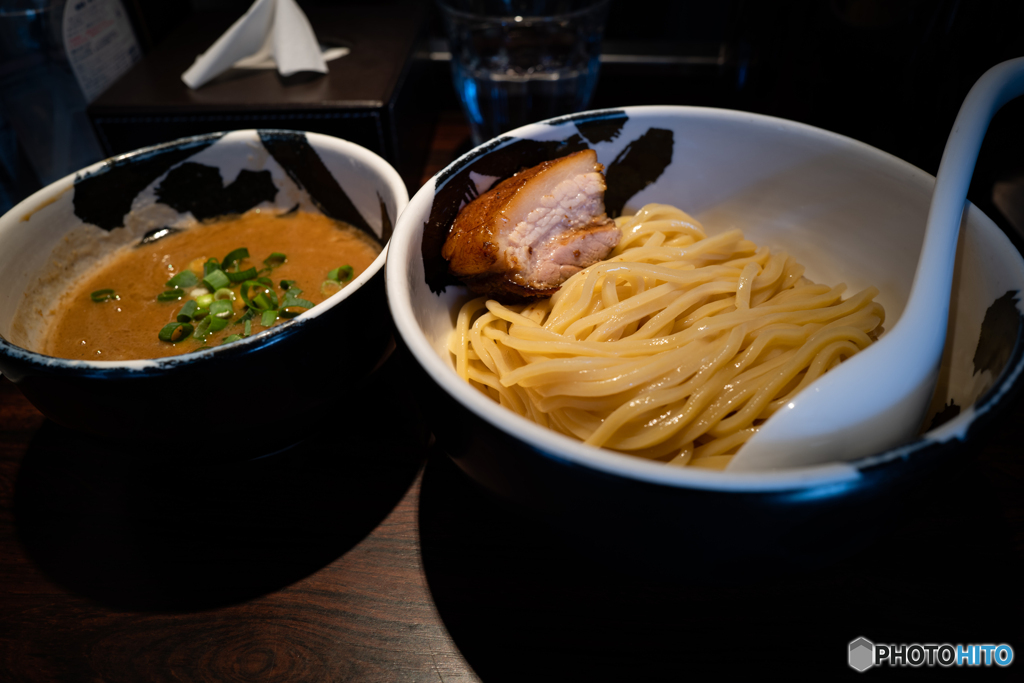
[45,209,381,361]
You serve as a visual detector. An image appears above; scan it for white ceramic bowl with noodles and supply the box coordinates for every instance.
[386,106,1024,565]
[0,130,407,454]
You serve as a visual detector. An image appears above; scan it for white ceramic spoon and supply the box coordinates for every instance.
[727,57,1024,472]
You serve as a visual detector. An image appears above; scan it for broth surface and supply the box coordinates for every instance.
[46,209,380,361]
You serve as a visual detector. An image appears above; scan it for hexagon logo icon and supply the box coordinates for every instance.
[849,637,875,672]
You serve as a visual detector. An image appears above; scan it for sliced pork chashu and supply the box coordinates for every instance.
[441,149,620,300]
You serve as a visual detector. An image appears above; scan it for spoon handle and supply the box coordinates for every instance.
[900,56,1024,346]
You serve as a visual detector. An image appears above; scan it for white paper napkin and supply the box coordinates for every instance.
[181,0,331,89]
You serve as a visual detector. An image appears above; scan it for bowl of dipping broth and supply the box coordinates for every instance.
[0,130,407,450]
[385,106,1024,565]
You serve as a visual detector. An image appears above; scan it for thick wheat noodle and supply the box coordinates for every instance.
[449,204,885,469]
[492,286,864,359]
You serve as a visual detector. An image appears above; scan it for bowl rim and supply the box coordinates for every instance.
[0,129,408,373]
[386,104,1024,493]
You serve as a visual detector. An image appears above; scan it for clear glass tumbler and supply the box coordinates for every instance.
[437,0,611,145]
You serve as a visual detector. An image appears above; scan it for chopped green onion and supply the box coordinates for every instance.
[203,258,221,276]
[226,266,258,283]
[158,321,193,342]
[193,306,209,319]
[257,276,273,288]
[239,281,259,309]
[327,265,354,283]
[203,269,230,291]
[280,279,297,290]
[214,288,236,301]
[157,289,185,302]
[253,292,275,310]
[165,270,198,288]
[263,252,287,268]
[244,318,252,336]
[193,317,211,339]
[222,247,249,270]
[209,299,234,319]
[177,299,199,322]
[261,309,278,327]
[321,280,342,297]
[195,293,215,308]
[192,315,229,340]
[240,281,279,311]
[90,289,118,302]
[221,334,244,345]
[280,289,313,317]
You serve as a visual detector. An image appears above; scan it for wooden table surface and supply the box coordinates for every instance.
[2,112,1023,682]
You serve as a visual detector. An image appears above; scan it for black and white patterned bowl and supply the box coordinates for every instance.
[0,130,407,448]
[386,106,1024,562]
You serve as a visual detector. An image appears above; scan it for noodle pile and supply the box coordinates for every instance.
[449,204,884,470]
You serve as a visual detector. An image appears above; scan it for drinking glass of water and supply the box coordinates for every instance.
[437,0,611,145]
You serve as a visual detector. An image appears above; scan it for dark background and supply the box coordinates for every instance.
[3,0,1024,235]
[1,2,1022,680]
[135,0,1024,233]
